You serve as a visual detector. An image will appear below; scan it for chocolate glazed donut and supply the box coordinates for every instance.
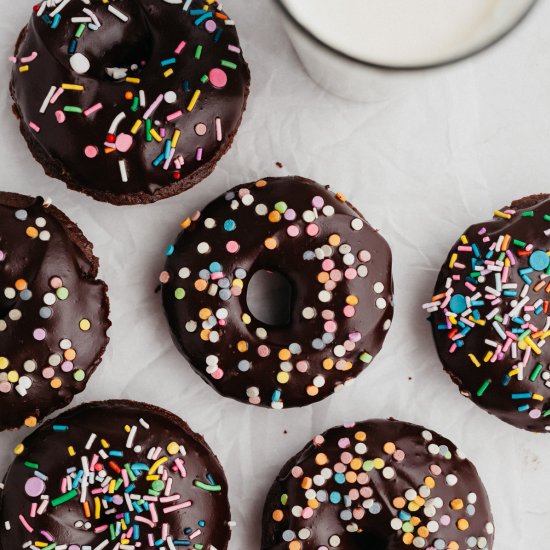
[426,194,550,432]
[10,0,250,205]
[262,419,495,550]
[0,400,231,550]
[0,192,110,431]
[161,177,394,409]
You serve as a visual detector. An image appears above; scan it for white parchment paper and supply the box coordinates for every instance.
[1,1,549,548]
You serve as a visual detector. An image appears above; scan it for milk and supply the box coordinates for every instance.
[280,0,534,68]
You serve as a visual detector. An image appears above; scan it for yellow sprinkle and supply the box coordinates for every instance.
[449,253,458,268]
[180,217,191,229]
[95,496,101,519]
[149,128,162,142]
[146,475,160,481]
[468,354,480,367]
[0,357,9,370]
[335,192,346,202]
[79,319,91,331]
[172,129,181,148]
[524,337,542,355]
[19,65,29,73]
[164,68,174,78]
[149,456,168,475]
[24,416,37,428]
[508,368,519,377]
[130,120,143,134]
[241,313,251,324]
[126,77,141,84]
[483,351,493,362]
[187,89,201,112]
[167,442,180,455]
[68,446,76,457]
[532,394,544,401]
[101,439,110,448]
[62,83,84,91]
[460,234,468,244]
[14,443,24,455]
[109,480,116,494]
[494,210,511,220]
[277,371,289,384]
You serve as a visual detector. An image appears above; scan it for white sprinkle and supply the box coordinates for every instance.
[108,111,126,135]
[85,433,97,450]
[108,5,129,22]
[49,0,71,17]
[70,52,90,74]
[126,426,137,448]
[39,86,57,114]
[119,160,128,183]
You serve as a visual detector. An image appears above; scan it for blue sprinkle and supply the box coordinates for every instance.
[166,244,175,256]
[224,219,236,232]
[449,294,467,314]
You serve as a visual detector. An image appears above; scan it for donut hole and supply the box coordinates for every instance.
[246,270,293,327]
[72,4,153,80]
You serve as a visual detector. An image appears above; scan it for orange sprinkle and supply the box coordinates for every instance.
[451,498,464,510]
[301,477,312,490]
[279,349,291,361]
[315,453,328,466]
[317,272,330,284]
[15,279,28,291]
[124,91,133,100]
[393,497,406,509]
[383,442,396,454]
[402,532,414,545]
[195,279,207,292]
[289,541,301,550]
[264,237,278,250]
[26,227,39,239]
[237,340,248,353]
[272,510,283,522]
[328,234,341,246]
[268,211,281,223]
[355,431,367,442]
[199,308,212,320]
[457,519,469,531]
[64,349,77,361]
[255,179,267,187]
[50,378,62,389]
[306,385,319,396]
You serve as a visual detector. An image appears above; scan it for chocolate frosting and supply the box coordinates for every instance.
[10,0,250,204]
[261,419,494,550]
[428,194,550,432]
[161,176,394,409]
[0,400,231,550]
[0,192,109,431]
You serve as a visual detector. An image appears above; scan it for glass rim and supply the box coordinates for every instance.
[273,0,539,71]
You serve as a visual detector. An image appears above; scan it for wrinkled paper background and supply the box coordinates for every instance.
[1,1,550,548]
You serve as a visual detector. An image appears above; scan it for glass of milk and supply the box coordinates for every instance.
[275,0,538,101]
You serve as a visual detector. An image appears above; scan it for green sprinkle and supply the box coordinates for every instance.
[477,379,491,397]
[494,315,504,323]
[274,201,288,214]
[543,410,550,418]
[281,493,288,505]
[195,45,203,59]
[175,288,186,300]
[63,106,83,113]
[220,60,237,69]
[200,74,209,83]
[194,480,221,492]
[513,239,526,248]
[151,480,165,492]
[124,464,137,482]
[73,369,86,382]
[359,352,373,364]
[521,211,534,217]
[518,329,531,342]
[24,461,38,469]
[51,489,78,507]
[530,363,543,382]
[146,118,152,142]
[56,287,69,300]
[75,23,86,38]
[544,214,550,222]
[43,544,57,550]
[131,97,139,112]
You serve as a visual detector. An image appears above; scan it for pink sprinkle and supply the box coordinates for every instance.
[322,259,334,271]
[312,435,325,446]
[215,117,222,141]
[296,360,309,373]
[440,515,451,526]
[50,87,64,104]
[338,437,350,449]
[228,44,241,54]
[211,368,224,380]
[257,345,270,357]
[84,103,103,117]
[55,110,66,124]
[189,529,202,540]
[302,508,314,520]
[330,270,343,282]
[226,240,239,253]
[343,305,355,318]
[196,147,203,161]
[209,68,228,89]
[344,268,357,280]
[175,41,187,54]
[29,122,40,133]
[8,56,17,64]
[143,94,163,120]
[0,382,11,393]
[33,328,46,341]
[166,110,183,122]
[306,223,319,236]
[19,515,33,533]
[287,225,299,237]
[162,500,193,514]
[84,145,98,158]
[21,52,38,63]
[324,320,337,333]
[291,466,303,478]
[393,449,406,461]
[115,133,133,153]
